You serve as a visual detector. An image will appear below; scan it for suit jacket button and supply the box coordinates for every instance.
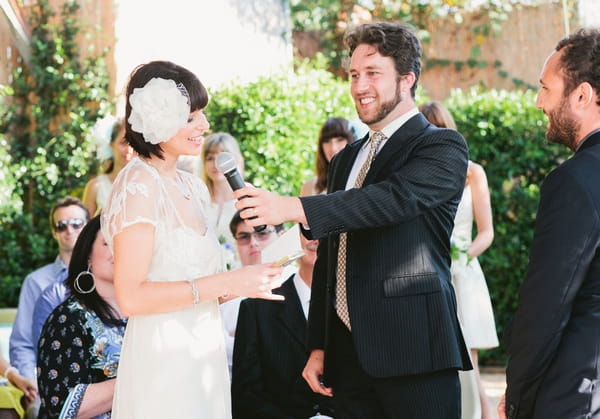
[507,403,515,418]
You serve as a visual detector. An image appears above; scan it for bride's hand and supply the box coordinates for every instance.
[228,264,285,301]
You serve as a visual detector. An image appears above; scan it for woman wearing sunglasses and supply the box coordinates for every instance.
[37,215,126,418]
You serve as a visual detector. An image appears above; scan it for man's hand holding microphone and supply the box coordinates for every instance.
[216,151,307,228]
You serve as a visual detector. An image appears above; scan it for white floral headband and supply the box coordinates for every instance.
[90,114,117,160]
[128,77,191,144]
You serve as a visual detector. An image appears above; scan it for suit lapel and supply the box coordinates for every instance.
[276,276,307,348]
[329,134,367,192]
[363,113,430,185]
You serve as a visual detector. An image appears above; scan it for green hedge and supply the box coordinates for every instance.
[0,0,111,307]
[207,60,356,197]
[2,46,571,367]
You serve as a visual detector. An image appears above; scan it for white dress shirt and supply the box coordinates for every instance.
[345,107,419,189]
[293,273,311,320]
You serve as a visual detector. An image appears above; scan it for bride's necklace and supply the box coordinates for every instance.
[170,175,191,200]
[143,158,191,200]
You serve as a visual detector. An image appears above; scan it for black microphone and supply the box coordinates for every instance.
[216,152,266,232]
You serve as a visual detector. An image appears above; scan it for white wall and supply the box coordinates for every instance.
[579,0,600,28]
[113,0,292,99]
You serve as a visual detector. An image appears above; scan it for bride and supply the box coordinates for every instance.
[101,60,283,418]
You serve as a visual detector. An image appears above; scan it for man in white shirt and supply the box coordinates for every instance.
[219,211,283,378]
[10,196,89,418]
[231,229,335,418]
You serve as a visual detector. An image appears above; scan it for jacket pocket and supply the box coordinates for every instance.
[383,273,441,297]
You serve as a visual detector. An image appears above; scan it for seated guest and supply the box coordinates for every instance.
[231,230,335,418]
[37,216,127,418]
[221,211,284,377]
[31,280,69,350]
[11,197,89,382]
[10,196,89,419]
[0,351,37,419]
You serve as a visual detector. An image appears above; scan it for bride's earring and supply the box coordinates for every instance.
[74,266,96,294]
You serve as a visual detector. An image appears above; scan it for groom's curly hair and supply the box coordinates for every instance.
[344,21,422,98]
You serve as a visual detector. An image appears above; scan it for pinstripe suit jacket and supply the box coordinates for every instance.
[300,113,472,378]
[231,276,335,418]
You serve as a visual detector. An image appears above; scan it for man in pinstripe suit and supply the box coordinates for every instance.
[235,21,472,418]
[231,230,335,418]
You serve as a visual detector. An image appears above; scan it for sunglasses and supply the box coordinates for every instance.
[55,218,85,232]
[235,228,276,245]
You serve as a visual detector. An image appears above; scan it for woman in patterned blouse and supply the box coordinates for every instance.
[37,215,126,418]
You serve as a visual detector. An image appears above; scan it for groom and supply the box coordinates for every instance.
[500,28,600,419]
[234,21,471,418]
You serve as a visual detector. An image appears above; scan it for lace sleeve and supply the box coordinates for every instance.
[101,158,162,250]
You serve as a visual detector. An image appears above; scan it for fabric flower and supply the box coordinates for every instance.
[91,114,116,160]
[128,77,190,144]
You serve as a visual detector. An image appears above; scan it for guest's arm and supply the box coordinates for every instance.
[32,282,68,347]
[9,275,41,380]
[38,310,114,418]
[467,162,494,258]
[82,177,99,217]
[0,357,37,401]
[61,380,116,418]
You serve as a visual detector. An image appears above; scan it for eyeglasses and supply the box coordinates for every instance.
[235,229,276,245]
[55,218,85,232]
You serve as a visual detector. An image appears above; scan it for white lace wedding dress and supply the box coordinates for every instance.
[101,157,231,418]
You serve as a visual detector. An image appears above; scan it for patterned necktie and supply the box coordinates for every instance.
[335,131,386,330]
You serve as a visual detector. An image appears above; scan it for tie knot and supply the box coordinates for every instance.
[370,131,386,150]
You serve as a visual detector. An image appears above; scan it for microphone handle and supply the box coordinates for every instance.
[224,171,266,233]
[224,170,246,190]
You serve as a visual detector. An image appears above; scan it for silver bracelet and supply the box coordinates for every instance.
[189,279,200,305]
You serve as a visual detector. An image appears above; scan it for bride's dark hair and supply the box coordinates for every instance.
[124,60,208,160]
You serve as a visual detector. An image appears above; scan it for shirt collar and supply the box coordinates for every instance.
[368,107,420,141]
[53,255,68,279]
[293,273,311,307]
[576,128,600,152]
[54,255,67,270]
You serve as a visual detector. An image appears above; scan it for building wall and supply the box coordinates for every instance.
[1,0,292,104]
[579,0,600,28]
[291,2,570,100]
[420,2,567,100]
[112,0,292,101]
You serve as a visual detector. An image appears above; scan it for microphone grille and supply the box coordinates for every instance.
[215,152,237,173]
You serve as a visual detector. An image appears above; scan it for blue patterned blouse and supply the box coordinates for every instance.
[37,296,127,419]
